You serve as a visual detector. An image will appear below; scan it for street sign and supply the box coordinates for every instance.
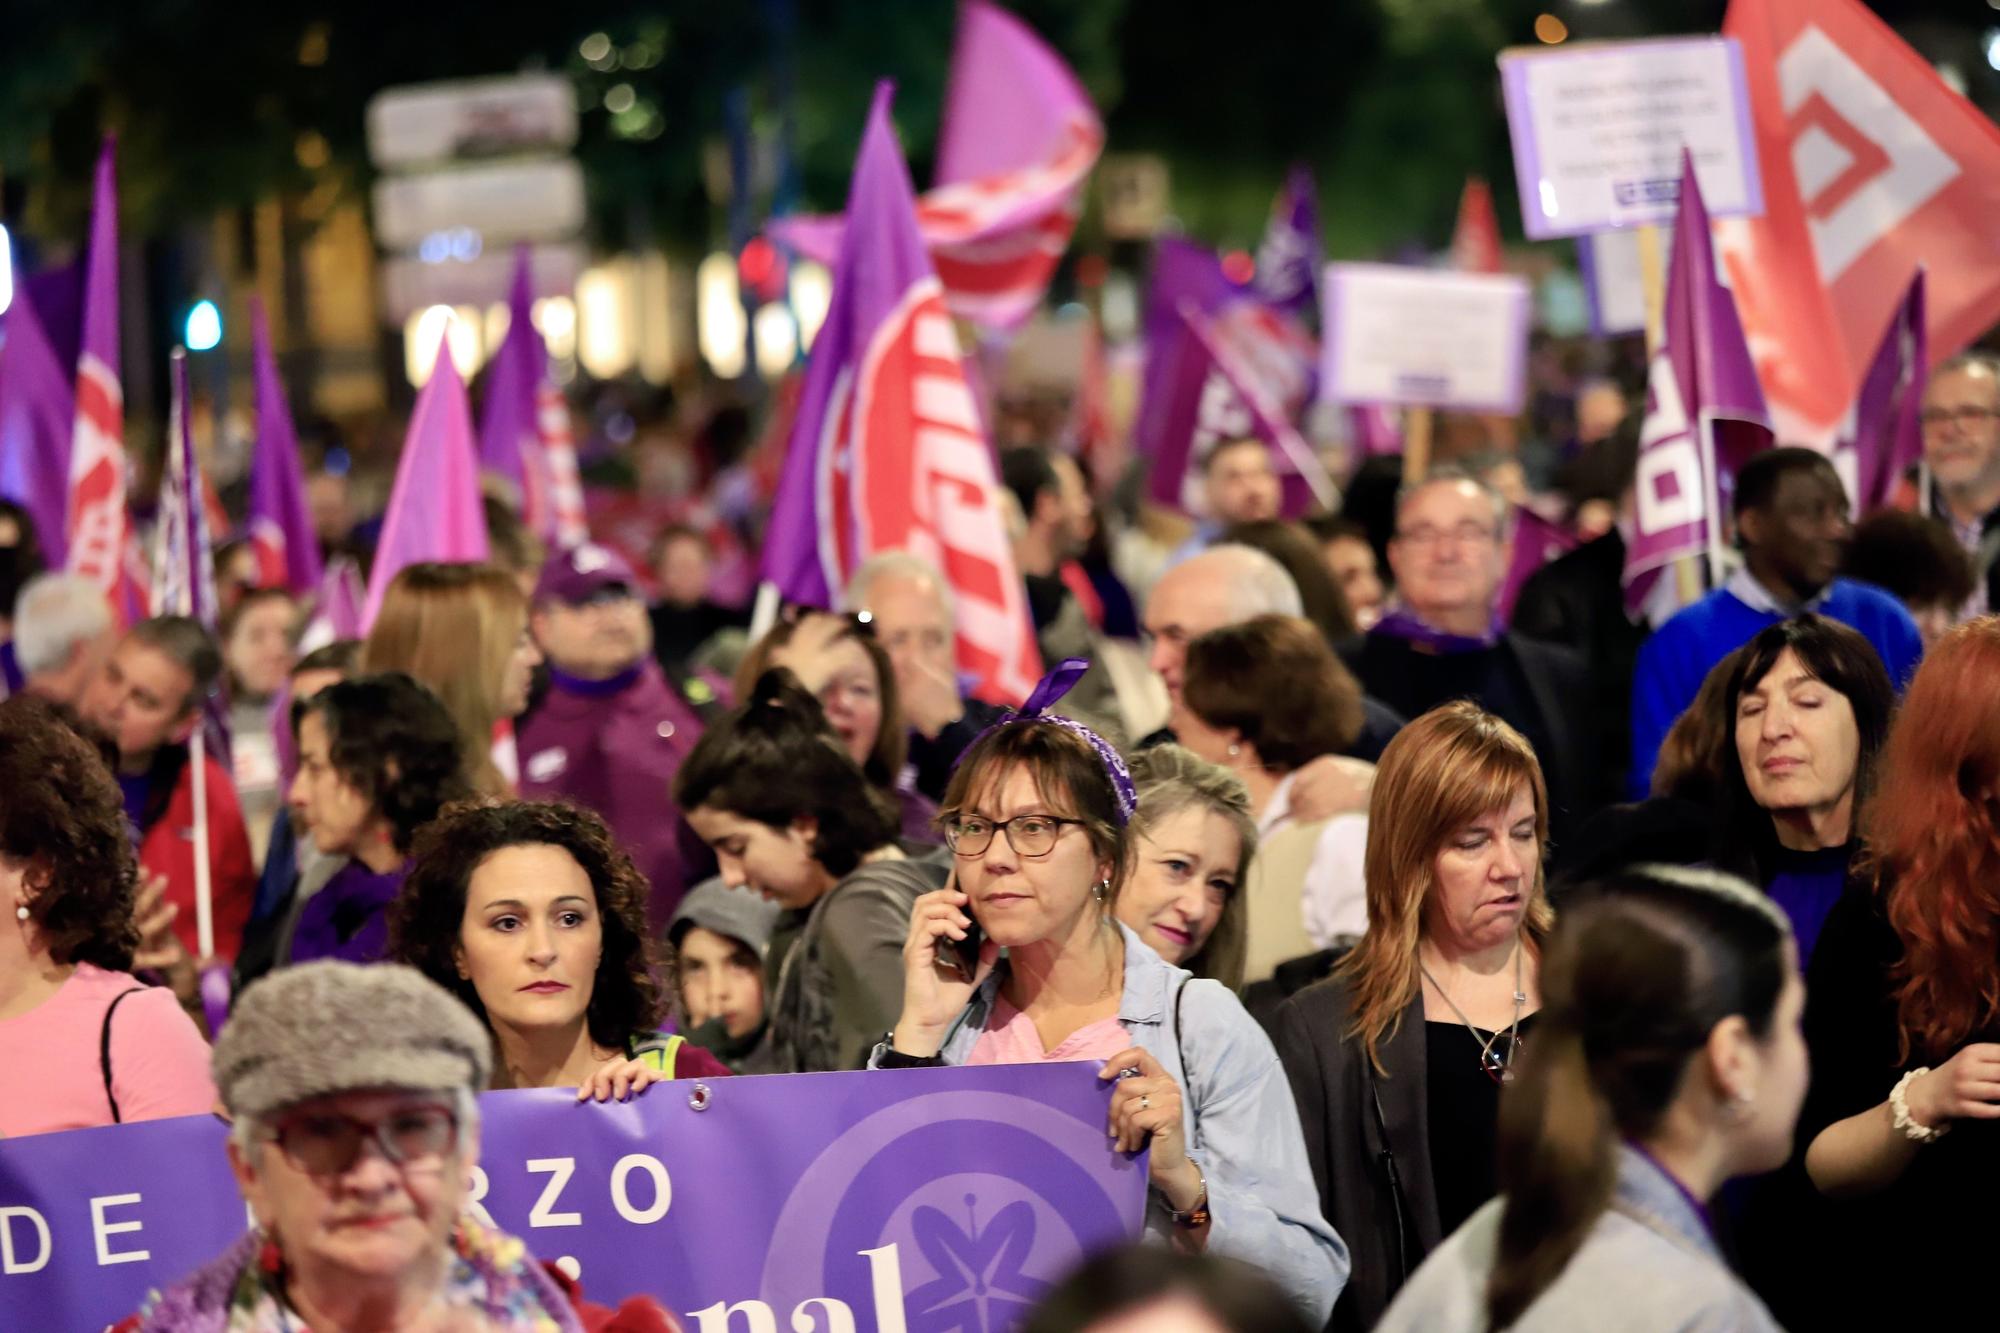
[372,159,587,249]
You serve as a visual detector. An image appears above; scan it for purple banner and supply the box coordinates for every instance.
[0,1064,1145,1331]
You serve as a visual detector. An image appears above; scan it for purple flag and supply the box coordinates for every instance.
[764,81,1040,704]
[1254,165,1322,323]
[151,353,220,633]
[1839,269,1927,514]
[362,337,489,630]
[1622,154,1774,614]
[245,298,323,597]
[1136,238,1321,514]
[0,290,77,565]
[1499,506,1580,623]
[64,139,130,599]
[478,248,545,520]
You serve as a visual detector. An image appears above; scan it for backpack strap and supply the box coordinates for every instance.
[100,987,147,1123]
[628,1033,686,1078]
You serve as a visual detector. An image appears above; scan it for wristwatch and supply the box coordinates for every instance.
[1169,1165,1210,1229]
[873,1034,945,1069]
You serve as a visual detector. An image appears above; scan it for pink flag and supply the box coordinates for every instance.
[298,555,366,652]
[361,338,489,630]
[762,82,1041,704]
[1836,269,1927,514]
[0,289,76,565]
[1622,154,1774,615]
[247,298,324,596]
[1498,507,1579,623]
[63,139,130,600]
[768,2,1102,332]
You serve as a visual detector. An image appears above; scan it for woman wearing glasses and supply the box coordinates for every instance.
[1271,701,1551,1333]
[118,961,667,1330]
[875,662,1348,1328]
[674,669,948,1072]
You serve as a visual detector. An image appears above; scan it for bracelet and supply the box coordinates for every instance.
[1890,1067,1949,1143]
[1168,1164,1210,1229]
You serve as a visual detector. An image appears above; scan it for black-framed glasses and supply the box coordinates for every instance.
[270,1104,458,1176]
[943,813,1084,858]
[1480,1032,1523,1085]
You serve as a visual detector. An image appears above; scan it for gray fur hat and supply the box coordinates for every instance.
[215,961,493,1120]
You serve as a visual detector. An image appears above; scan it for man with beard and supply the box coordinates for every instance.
[518,543,707,918]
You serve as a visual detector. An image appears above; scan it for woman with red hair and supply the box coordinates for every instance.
[1796,616,2000,1322]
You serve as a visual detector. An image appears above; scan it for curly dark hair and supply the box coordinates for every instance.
[296,673,474,853]
[0,695,141,970]
[673,668,900,876]
[390,799,668,1050]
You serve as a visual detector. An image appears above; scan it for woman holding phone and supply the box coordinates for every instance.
[873,662,1348,1328]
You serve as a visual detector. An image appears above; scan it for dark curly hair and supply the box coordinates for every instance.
[390,800,668,1050]
[295,673,474,853]
[0,695,141,970]
[673,668,899,876]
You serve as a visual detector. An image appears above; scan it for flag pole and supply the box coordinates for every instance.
[1401,408,1433,486]
[167,346,215,960]
[749,579,782,644]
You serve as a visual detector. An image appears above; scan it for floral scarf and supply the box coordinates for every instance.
[129,1217,582,1332]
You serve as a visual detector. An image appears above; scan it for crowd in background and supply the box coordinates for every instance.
[6,345,2000,1329]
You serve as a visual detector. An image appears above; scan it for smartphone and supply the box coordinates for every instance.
[936,917,983,981]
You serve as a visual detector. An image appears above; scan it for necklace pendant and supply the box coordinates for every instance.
[1513,991,1527,1005]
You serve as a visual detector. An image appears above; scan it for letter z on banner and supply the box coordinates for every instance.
[837,277,1042,704]
[1720,0,2000,441]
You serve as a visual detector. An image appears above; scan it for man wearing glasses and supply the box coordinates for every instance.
[1917,353,2000,618]
[1341,468,1596,842]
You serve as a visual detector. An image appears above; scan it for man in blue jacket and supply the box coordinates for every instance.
[1628,447,1923,797]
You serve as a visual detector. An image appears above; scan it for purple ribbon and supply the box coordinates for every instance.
[955,658,1137,823]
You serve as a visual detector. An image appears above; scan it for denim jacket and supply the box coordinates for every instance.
[1377,1144,1783,1331]
[879,923,1349,1325]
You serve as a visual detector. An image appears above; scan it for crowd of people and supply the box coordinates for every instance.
[6,350,2000,1329]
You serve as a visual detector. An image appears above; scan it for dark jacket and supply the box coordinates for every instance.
[518,660,705,921]
[1272,974,1440,1333]
[1340,630,1597,845]
[1511,529,1647,807]
[766,847,949,1072]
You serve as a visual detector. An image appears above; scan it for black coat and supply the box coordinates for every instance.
[1511,529,1649,807]
[1339,630,1598,846]
[1272,975,1440,1333]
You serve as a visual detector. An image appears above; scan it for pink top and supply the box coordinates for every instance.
[965,996,1130,1066]
[0,963,218,1138]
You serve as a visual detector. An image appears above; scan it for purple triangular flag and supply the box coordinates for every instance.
[0,289,77,566]
[362,337,489,630]
[1622,153,1773,614]
[1840,269,1927,514]
[1254,165,1322,323]
[477,247,543,520]
[1499,507,1580,623]
[247,298,323,597]
[298,554,365,653]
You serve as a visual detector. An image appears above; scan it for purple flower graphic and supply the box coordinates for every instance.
[905,1193,1051,1333]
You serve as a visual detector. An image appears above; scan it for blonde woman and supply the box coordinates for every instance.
[362,562,542,795]
[1115,744,1259,990]
[1271,701,1553,1333]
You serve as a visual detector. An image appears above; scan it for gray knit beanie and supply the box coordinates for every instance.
[215,961,493,1120]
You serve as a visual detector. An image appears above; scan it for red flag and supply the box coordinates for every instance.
[1720,0,2000,441]
[1451,177,1503,274]
[64,141,128,600]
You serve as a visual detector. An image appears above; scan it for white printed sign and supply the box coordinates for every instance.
[1578,228,1647,336]
[1321,264,1531,413]
[1499,37,1763,239]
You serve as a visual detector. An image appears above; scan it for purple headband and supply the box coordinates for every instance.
[955,658,1138,824]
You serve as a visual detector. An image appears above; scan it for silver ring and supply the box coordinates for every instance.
[688,1083,712,1111]
[1140,1094,1151,1111]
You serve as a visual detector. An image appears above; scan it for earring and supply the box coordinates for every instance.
[1092,879,1109,902]
[13,904,26,922]
[1226,744,1241,758]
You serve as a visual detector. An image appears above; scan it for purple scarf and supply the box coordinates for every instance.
[288,858,410,964]
[955,658,1137,822]
[1370,607,1505,654]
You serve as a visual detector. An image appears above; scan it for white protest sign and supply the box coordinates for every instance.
[1321,263,1531,413]
[1578,228,1648,336]
[1499,37,1763,239]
